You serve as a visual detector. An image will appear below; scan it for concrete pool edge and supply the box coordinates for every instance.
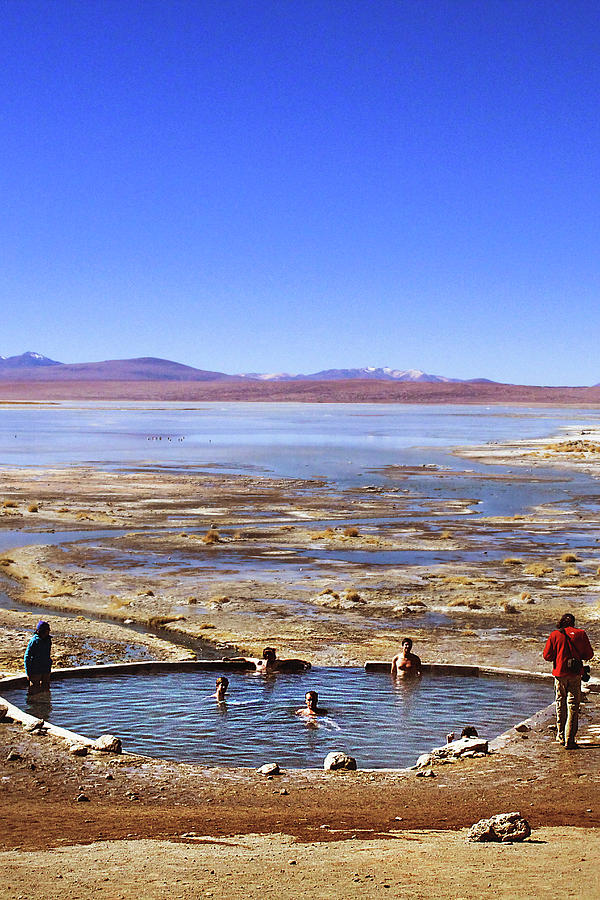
[3,659,592,771]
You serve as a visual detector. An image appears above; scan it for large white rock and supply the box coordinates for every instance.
[94,734,122,753]
[257,762,280,776]
[323,751,357,772]
[467,812,531,843]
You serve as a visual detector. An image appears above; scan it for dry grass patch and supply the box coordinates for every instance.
[2,500,17,509]
[561,552,580,563]
[563,565,580,577]
[503,558,523,566]
[343,525,360,538]
[448,597,482,609]
[523,562,553,577]
[559,578,589,589]
[202,529,221,544]
[27,503,39,513]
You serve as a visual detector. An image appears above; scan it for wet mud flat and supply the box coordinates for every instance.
[0,437,599,672]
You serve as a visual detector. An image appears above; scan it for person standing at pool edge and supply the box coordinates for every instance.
[391,638,422,678]
[543,613,593,749]
[24,621,52,692]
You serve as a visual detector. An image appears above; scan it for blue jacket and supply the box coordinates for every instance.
[24,634,52,676]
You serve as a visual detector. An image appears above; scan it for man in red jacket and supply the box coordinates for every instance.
[543,613,594,749]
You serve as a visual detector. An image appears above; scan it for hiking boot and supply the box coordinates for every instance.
[565,741,579,750]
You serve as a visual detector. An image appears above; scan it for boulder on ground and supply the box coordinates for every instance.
[257,762,280,776]
[467,812,531,843]
[323,751,357,772]
[417,736,488,767]
[69,744,88,756]
[94,734,122,753]
[0,702,8,721]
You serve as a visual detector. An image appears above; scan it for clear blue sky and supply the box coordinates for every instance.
[2,1,599,384]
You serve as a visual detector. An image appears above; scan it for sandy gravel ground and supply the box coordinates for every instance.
[2,828,599,900]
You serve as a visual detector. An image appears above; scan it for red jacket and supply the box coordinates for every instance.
[543,627,594,677]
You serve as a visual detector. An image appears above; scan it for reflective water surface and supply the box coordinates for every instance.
[2,668,553,768]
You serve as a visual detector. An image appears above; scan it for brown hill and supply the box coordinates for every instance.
[0,357,237,382]
[2,379,600,405]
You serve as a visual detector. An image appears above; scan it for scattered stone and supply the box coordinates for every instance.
[6,750,22,761]
[257,762,280,776]
[416,768,436,778]
[514,722,531,733]
[467,812,531,843]
[23,719,46,734]
[105,773,114,780]
[75,793,90,803]
[288,860,297,865]
[279,788,289,795]
[69,744,88,757]
[0,702,8,721]
[125,791,139,801]
[323,751,357,772]
[94,734,122,753]
[417,736,489,768]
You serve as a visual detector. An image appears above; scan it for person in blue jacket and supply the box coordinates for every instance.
[24,621,52,692]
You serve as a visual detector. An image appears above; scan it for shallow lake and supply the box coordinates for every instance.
[2,667,553,768]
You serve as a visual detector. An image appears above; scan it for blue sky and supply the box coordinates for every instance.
[2,1,599,384]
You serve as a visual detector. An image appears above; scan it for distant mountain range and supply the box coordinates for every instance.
[0,353,493,383]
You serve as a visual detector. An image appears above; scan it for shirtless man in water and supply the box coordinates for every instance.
[391,638,422,678]
[296,690,328,718]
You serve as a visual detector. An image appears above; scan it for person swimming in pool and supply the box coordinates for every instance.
[213,676,229,702]
[256,647,311,674]
[296,690,328,718]
[391,637,422,678]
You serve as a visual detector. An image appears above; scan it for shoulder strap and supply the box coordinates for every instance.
[560,628,581,660]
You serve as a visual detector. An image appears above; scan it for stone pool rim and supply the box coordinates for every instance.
[2,660,596,770]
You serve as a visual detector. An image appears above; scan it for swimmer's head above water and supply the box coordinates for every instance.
[214,676,229,701]
[296,690,328,717]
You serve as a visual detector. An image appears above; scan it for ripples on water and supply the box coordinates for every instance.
[3,668,553,768]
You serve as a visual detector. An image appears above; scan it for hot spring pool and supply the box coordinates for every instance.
[2,668,553,768]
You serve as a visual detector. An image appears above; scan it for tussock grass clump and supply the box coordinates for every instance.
[443,575,475,586]
[503,558,523,566]
[313,528,336,539]
[0,558,14,566]
[202,529,221,544]
[563,565,580,577]
[559,578,589,589]
[503,603,519,614]
[198,622,216,630]
[561,552,580,563]
[344,590,362,603]
[58,507,68,513]
[439,530,453,539]
[523,562,553,577]
[343,526,359,538]
[27,503,39,513]
[520,591,533,602]
[448,597,482,609]
[2,500,17,509]
[318,588,340,599]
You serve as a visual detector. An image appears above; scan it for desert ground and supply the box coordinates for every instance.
[1,426,600,897]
